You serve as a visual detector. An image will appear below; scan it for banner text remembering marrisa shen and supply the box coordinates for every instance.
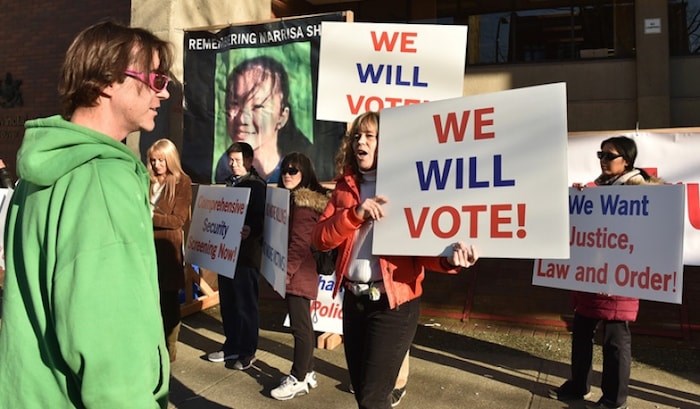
[187,24,322,50]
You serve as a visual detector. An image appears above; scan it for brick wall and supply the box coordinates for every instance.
[422,259,699,340]
[0,0,130,179]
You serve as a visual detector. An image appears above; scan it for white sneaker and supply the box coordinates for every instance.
[206,351,238,363]
[271,375,309,401]
[304,371,318,389]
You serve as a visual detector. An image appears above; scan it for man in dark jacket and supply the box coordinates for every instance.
[207,142,266,370]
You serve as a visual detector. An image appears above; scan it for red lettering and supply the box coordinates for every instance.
[461,205,487,238]
[347,95,431,115]
[430,206,460,239]
[369,31,418,52]
[405,207,429,238]
[346,94,364,115]
[490,204,512,238]
[365,96,384,111]
[405,204,522,240]
[400,32,417,53]
[371,31,400,52]
[433,108,496,144]
[433,111,469,143]
[687,183,700,229]
[474,107,495,140]
[385,97,402,107]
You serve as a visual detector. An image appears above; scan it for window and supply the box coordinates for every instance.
[669,0,700,55]
[464,2,636,65]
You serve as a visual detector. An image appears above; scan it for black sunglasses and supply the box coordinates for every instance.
[597,151,623,161]
[281,167,300,176]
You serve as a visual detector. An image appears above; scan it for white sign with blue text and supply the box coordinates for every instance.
[317,21,467,122]
[374,83,570,259]
[533,185,684,304]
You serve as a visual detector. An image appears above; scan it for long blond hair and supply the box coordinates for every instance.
[335,111,379,182]
[146,138,185,204]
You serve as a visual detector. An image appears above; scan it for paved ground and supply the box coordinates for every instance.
[167,300,700,409]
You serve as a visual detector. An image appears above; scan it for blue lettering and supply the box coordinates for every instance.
[493,155,515,187]
[469,157,489,188]
[356,63,384,84]
[416,159,452,191]
[569,195,593,215]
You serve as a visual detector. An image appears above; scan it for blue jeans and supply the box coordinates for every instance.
[218,265,259,357]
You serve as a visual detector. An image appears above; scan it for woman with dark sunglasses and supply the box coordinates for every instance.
[271,152,331,400]
[551,136,660,409]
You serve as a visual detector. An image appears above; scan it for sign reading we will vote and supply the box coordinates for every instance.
[317,21,467,122]
[185,185,249,279]
[533,185,684,304]
[374,83,569,259]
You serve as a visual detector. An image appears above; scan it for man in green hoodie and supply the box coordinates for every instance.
[0,21,173,408]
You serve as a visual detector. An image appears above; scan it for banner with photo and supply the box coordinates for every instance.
[533,185,684,304]
[183,12,348,185]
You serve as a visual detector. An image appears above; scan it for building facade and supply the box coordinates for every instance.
[0,0,696,337]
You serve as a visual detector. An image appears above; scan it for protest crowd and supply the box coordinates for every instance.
[0,10,696,409]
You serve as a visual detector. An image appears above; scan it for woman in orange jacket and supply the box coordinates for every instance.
[312,111,478,409]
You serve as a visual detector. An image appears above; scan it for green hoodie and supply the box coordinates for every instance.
[0,116,169,408]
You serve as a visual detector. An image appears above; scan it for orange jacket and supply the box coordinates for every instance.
[311,170,458,308]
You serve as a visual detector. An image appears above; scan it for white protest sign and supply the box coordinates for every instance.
[185,185,249,278]
[374,83,569,258]
[567,130,700,265]
[261,187,289,297]
[284,275,344,335]
[0,188,13,270]
[533,185,684,304]
[317,21,467,122]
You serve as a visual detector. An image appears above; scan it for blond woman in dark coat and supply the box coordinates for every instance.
[147,139,192,362]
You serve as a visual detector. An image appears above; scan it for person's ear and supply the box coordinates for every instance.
[276,106,290,131]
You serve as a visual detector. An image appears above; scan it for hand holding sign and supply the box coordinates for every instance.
[356,195,389,221]
[447,241,478,268]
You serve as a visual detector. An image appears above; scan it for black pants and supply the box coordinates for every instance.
[287,294,315,380]
[569,313,631,407]
[218,266,259,357]
[343,291,419,409]
[159,289,181,362]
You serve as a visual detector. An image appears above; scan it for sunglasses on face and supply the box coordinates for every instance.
[597,151,623,161]
[282,167,300,176]
[124,70,170,92]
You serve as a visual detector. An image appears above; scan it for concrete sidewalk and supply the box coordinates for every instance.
[167,304,699,409]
